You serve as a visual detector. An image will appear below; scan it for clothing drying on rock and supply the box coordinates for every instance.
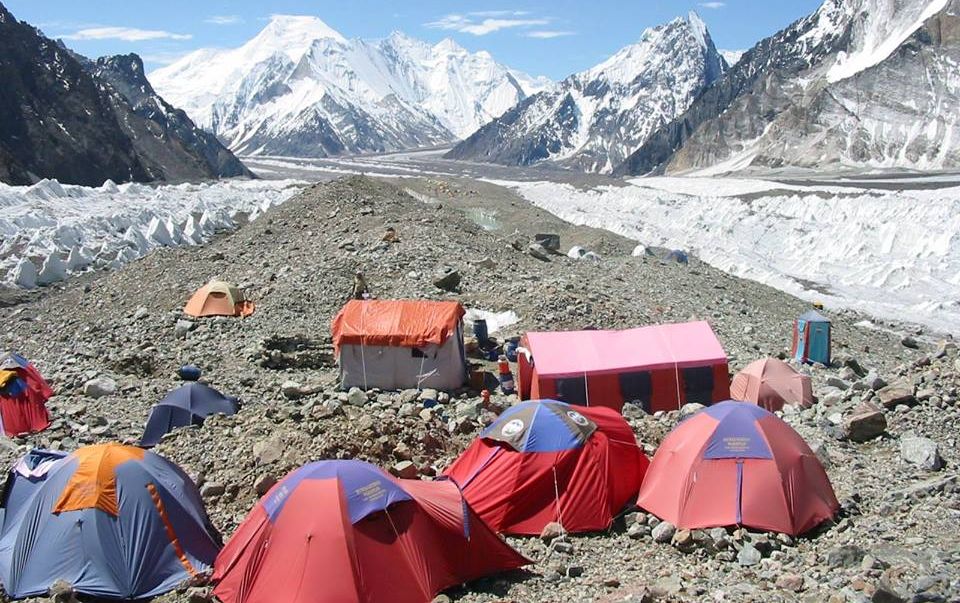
[141,382,240,447]
[183,280,255,318]
[637,401,838,536]
[730,357,813,411]
[444,400,648,535]
[332,299,468,390]
[213,459,528,603]
[0,443,221,600]
[792,309,831,365]
[0,352,52,436]
[518,321,729,412]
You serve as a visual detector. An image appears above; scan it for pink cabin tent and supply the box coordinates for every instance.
[518,321,730,413]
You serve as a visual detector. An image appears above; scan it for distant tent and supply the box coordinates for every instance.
[0,352,52,436]
[141,382,240,447]
[213,460,529,603]
[0,444,221,600]
[331,299,468,390]
[444,400,648,535]
[637,401,838,535]
[518,321,730,413]
[791,310,831,365]
[184,280,255,318]
[730,358,813,412]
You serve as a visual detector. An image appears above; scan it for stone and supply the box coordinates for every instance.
[627,523,650,540]
[900,435,944,471]
[281,381,314,399]
[810,440,831,468]
[347,387,367,406]
[651,521,676,543]
[565,565,584,578]
[679,403,705,420]
[738,543,762,566]
[527,243,551,261]
[672,529,694,548]
[48,580,79,603]
[864,371,887,391]
[390,460,418,479]
[776,573,804,592]
[552,541,575,555]
[186,587,213,603]
[876,381,916,409]
[826,544,864,568]
[201,482,225,497]
[83,376,117,398]
[254,473,277,496]
[419,389,439,403]
[842,401,887,442]
[872,581,908,603]
[826,376,850,390]
[900,335,919,349]
[174,319,195,338]
[253,438,284,465]
[432,269,461,291]
[540,521,564,542]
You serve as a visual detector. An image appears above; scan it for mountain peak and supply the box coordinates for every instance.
[434,38,466,54]
[685,10,710,49]
[257,14,347,48]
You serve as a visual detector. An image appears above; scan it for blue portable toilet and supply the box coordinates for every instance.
[792,310,831,365]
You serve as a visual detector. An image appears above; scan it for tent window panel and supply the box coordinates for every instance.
[619,371,653,413]
[555,377,588,406]
[682,366,715,405]
[411,348,427,358]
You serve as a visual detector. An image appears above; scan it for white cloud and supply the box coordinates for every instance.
[525,30,576,39]
[205,15,243,25]
[426,13,549,36]
[62,26,192,41]
[699,2,726,8]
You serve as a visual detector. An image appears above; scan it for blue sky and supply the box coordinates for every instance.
[6,1,822,78]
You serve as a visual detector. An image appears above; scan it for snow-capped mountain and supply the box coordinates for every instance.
[149,16,550,158]
[617,0,960,175]
[447,13,727,173]
[0,2,248,186]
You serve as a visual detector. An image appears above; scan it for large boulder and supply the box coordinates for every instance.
[842,401,887,442]
[876,381,916,409]
[83,376,117,399]
[900,435,944,471]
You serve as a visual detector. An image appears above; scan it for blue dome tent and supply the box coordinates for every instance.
[141,382,239,447]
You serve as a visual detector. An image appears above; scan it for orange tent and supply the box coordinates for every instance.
[730,358,813,412]
[183,281,254,318]
[331,300,465,352]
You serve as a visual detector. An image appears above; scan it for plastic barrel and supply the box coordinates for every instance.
[473,319,489,344]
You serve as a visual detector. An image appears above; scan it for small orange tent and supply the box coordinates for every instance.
[183,281,254,318]
[730,358,813,412]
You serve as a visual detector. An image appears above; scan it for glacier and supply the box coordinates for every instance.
[0,178,304,288]
[490,177,960,334]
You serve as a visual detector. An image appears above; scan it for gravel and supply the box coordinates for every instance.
[1,175,958,602]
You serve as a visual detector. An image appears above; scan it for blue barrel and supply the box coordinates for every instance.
[505,339,519,362]
[178,365,202,381]
[473,319,489,345]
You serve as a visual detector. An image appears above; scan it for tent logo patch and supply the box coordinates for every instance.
[501,419,525,437]
[567,411,589,426]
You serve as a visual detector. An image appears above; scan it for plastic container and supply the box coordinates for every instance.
[499,371,515,395]
[178,365,202,381]
[505,339,519,362]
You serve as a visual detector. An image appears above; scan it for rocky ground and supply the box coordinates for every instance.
[0,175,957,602]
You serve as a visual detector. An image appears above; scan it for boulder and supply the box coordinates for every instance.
[527,243,551,262]
[83,376,117,399]
[540,521,564,543]
[48,580,78,603]
[390,460,418,479]
[254,474,277,496]
[432,269,461,292]
[346,387,367,406]
[253,438,284,465]
[826,544,864,568]
[651,521,676,543]
[876,381,916,408]
[900,435,944,471]
[200,482,225,498]
[842,401,887,442]
[737,543,762,566]
[679,403,705,420]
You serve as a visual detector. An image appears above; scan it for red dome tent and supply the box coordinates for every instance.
[518,321,729,413]
[444,400,648,535]
[637,401,838,535]
[0,352,52,436]
[213,460,528,603]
